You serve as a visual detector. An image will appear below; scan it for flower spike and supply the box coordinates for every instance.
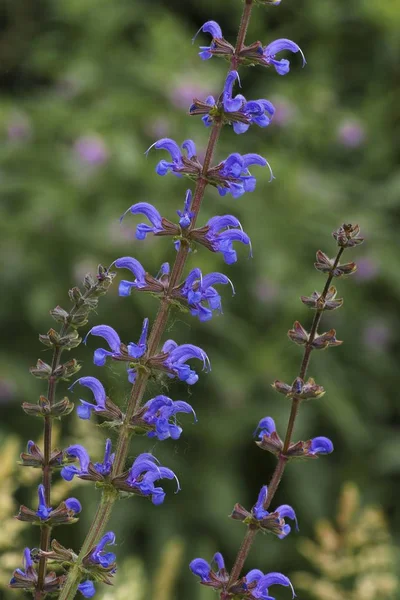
[112,453,179,505]
[141,395,196,441]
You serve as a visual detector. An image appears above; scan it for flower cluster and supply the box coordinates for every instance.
[254,416,334,458]
[112,453,180,505]
[231,485,298,539]
[190,70,275,134]
[190,552,295,599]
[16,484,81,527]
[83,320,209,384]
[194,20,306,75]
[78,532,117,598]
[120,195,252,264]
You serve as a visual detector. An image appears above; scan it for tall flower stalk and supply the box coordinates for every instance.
[9,0,342,598]
[11,268,115,599]
[190,224,363,599]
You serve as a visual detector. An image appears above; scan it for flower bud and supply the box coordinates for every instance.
[272,377,325,400]
[315,250,357,277]
[301,286,343,311]
[50,306,69,324]
[37,539,77,562]
[53,359,81,381]
[287,321,309,346]
[68,287,83,303]
[333,223,364,248]
[30,359,52,379]
[312,329,342,350]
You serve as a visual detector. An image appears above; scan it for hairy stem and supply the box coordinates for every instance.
[227,245,345,585]
[58,493,116,600]
[228,528,258,586]
[34,283,107,598]
[232,0,253,69]
[34,348,62,598]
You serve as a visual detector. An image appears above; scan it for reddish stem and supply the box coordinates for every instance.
[227,245,346,586]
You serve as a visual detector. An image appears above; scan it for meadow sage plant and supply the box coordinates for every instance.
[9,0,363,599]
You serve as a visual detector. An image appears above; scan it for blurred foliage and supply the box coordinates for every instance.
[0,0,399,598]
[293,482,399,600]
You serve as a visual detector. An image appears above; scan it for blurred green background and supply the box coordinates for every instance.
[1,0,400,598]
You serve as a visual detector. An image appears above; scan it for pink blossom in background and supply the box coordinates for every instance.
[108,220,140,246]
[147,117,170,139]
[254,278,280,303]
[270,97,296,127]
[0,379,16,403]
[7,113,32,142]
[169,76,213,110]
[337,118,366,148]
[354,257,379,282]
[363,321,391,351]
[74,135,109,166]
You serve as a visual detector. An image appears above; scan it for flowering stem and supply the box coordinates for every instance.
[32,278,112,600]
[227,245,346,586]
[35,344,65,597]
[298,247,344,381]
[60,2,257,597]
[59,74,225,600]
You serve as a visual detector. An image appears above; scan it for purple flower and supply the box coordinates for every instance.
[36,484,81,520]
[204,214,251,264]
[78,581,96,598]
[120,202,164,240]
[125,453,179,505]
[244,570,295,599]
[114,256,169,297]
[9,548,34,584]
[262,38,306,75]
[86,532,116,569]
[180,268,235,322]
[36,484,53,520]
[177,189,195,228]
[193,21,224,60]
[69,376,107,420]
[190,552,227,585]
[309,437,334,456]
[146,138,197,176]
[190,71,275,135]
[74,135,109,166]
[217,152,274,197]
[84,320,149,383]
[61,439,115,481]
[143,395,196,440]
[254,416,276,440]
[162,340,211,385]
[252,485,298,538]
